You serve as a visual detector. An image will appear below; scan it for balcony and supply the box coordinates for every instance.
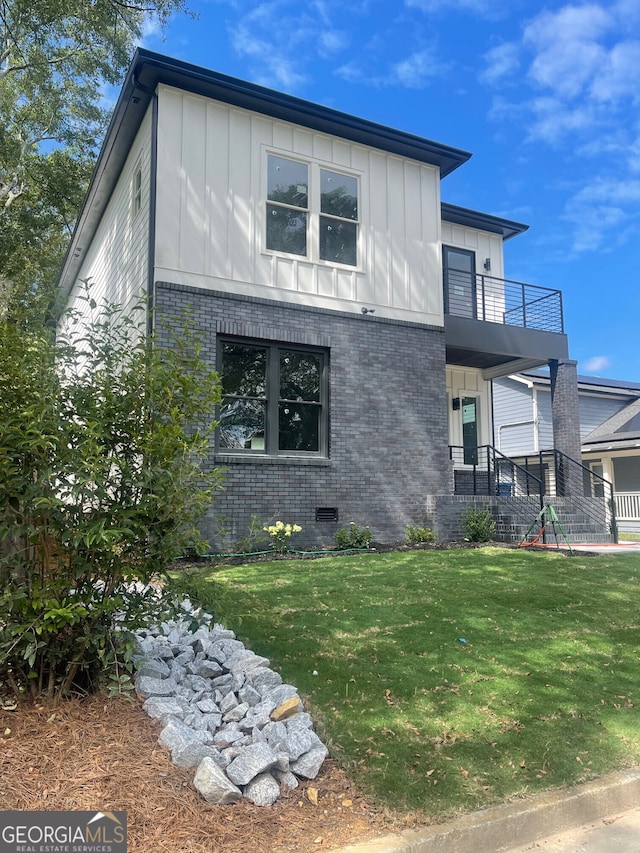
[443,271,569,375]
[444,271,564,333]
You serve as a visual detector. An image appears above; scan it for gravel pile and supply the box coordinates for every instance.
[133,601,328,806]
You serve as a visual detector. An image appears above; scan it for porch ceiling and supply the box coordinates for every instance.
[445,314,570,378]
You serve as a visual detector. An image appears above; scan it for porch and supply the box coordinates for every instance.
[614,492,640,534]
[447,445,618,544]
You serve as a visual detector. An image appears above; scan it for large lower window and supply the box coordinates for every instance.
[266,154,359,267]
[218,340,328,456]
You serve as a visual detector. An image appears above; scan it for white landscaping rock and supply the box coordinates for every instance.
[134,600,329,806]
[193,757,243,805]
[226,742,279,786]
[243,772,281,806]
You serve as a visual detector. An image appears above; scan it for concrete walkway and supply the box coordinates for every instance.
[335,769,640,853]
[568,543,640,554]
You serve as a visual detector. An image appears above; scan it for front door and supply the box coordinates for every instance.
[443,246,476,319]
[462,396,479,465]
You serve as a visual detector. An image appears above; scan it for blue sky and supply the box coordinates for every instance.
[141,0,640,381]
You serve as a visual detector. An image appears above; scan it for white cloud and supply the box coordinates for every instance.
[528,39,606,100]
[391,49,443,88]
[590,40,640,102]
[482,3,640,254]
[227,0,350,91]
[485,4,640,133]
[581,356,612,373]
[140,15,163,43]
[405,0,495,14]
[522,5,614,99]
[526,97,599,144]
[319,29,350,55]
[562,177,640,251]
[336,44,447,89]
[524,4,613,47]
[627,131,640,173]
[480,42,520,86]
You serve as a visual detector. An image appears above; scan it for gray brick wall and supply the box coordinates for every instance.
[155,283,450,549]
[549,359,584,495]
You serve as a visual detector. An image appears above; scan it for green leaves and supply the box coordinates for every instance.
[0,0,192,328]
[0,293,222,699]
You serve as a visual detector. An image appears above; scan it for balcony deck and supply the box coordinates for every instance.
[445,271,564,333]
[444,272,568,375]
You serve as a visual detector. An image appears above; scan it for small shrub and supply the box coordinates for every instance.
[334,522,372,550]
[461,507,496,543]
[263,521,302,553]
[234,515,270,554]
[406,525,436,544]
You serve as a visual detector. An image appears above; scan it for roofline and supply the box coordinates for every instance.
[58,49,472,301]
[513,368,640,395]
[134,50,472,174]
[441,202,529,241]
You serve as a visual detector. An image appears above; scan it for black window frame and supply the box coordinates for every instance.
[216,337,329,458]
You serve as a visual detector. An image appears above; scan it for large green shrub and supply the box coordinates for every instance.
[0,292,223,701]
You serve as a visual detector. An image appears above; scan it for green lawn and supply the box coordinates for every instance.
[171,548,640,818]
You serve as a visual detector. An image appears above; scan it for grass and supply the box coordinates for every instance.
[170,547,640,818]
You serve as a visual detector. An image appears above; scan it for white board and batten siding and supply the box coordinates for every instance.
[63,108,153,337]
[154,84,444,325]
[441,221,505,323]
[441,222,504,280]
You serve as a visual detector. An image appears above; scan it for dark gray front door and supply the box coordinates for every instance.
[443,246,476,319]
[462,396,479,465]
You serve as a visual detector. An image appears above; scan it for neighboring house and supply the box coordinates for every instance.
[57,49,586,546]
[494,371,640,534]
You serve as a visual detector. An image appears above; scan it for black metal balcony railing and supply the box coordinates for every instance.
[444,271,564,334]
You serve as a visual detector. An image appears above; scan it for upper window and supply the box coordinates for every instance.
[218,339,328,456]
[266,154,359,267]
[132,165,143,217]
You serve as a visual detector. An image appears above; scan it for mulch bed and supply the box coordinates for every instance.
[0,694,416,852]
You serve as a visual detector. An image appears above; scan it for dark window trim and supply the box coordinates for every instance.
[443,244,477,319]
[216,336,329,458]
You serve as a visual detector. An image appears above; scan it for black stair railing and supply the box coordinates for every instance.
[449,445,543,502]
[551,449,618,543]
[449,445,618,543]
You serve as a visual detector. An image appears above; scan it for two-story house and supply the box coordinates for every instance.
[57,49,586,546]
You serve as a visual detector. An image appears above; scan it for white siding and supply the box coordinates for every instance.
[441,222,505,322]
[441,222,504,279]
[64,107,152,334]
[493,378,535,454]
[154,85,443,325]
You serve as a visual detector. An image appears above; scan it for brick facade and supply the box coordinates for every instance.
[155,283,450,549]
[549,359,584,495]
